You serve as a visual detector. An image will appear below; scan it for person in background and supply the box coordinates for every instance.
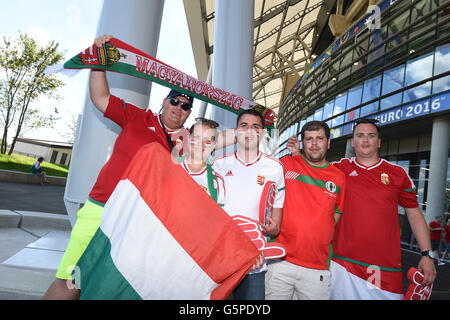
[441,219,450,264]
[31,157,49,185]
[429,215,445,266]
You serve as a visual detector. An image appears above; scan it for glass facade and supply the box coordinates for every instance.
[277,0,450,157]
[274,0,450,241]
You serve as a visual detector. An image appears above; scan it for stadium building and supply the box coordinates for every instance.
[274,0,449,243]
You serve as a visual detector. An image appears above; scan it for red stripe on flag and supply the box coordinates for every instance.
[122,142,260,299]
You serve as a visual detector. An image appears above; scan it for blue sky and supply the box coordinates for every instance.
[0,0,198,142]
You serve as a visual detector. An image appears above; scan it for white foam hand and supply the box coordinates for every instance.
[232,215,286,260]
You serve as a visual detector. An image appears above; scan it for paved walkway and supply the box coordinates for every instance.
[0,181,67,214]
[0,181,449,300]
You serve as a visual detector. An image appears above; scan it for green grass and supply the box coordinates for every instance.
[0,153,69,177]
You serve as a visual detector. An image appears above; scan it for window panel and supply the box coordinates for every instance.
[381,93,403,110]
[346,85,363,110]
[403,82,432,103]
[323,100,334,121]
[362,75,382,103]
[345,107,360,123]
[405,52,433,86]
[360,101,379,117]
[314,107,323,121]
[381,64,405,110]
[434,43,450,75]
[332,93,347,127]
[433,75,450,94]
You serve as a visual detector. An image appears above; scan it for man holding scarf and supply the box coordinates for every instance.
[44,35,194,300]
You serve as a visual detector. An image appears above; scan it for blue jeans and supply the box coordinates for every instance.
[233,271,266,300]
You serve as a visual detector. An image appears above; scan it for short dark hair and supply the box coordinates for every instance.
[352,118,380,137]
[189,117,219,134]
[301,121,330,141]
[236,109,264,128]
[37,157,44,162]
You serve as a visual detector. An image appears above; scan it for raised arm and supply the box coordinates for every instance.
[287,135,301,156]
[215,128,236,149]
[88,35,113,113]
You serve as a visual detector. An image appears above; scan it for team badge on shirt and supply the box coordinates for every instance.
[325,181,337,193]
[381,173,390,185]
[257,174,265,185]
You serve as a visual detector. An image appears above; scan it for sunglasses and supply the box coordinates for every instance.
[169,97,192,111]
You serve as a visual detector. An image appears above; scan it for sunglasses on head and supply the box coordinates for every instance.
[169,97,192,111]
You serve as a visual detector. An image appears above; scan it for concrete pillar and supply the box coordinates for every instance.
[425,116,450,223]
[345,138,355,158]
[64,0,165,226]
[211,0,254,130]
[197,59,214,118]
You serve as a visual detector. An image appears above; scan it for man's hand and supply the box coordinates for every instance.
[251,253,264,271]
[89,35,114,113]
[286,135,301,155]
[418,256,437,286]
[94,34,113,47]
[261,216,280,238]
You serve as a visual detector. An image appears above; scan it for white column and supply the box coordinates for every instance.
[425,116,450,223]
[211,0,254,130]
[64,0,165,226]
[197,59,214,118]
[345,137,355,158]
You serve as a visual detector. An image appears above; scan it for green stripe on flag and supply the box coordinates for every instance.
[332,254,402,272]
[76,228,142,300]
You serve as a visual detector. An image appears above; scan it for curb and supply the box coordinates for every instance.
[0,169,66,186]
[0,210,70,234]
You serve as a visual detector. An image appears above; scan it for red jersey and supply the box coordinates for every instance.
[429,221,442,241]
[277,154,346,270]
[331,157,418,294]
[445,225,450,243]
[89,95,188,204]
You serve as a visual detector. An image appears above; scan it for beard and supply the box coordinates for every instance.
[303,148,326,163]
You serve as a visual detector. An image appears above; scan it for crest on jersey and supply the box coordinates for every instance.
[257,174,265,186]
[325,181,337,193]
[381,173,390,185]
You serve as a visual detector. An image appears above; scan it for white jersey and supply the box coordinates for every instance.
[181,159,226,207]
[212,151,285,222]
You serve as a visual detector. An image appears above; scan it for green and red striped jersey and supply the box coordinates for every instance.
[278,154,346,270]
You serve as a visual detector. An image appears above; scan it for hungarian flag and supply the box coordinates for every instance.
[75,143,260,300]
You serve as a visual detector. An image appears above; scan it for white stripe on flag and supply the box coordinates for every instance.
[101,179,219,300]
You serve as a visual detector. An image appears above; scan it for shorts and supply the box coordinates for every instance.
[431,239,440,251]
[55,198,104,280]
[265,260,331,300]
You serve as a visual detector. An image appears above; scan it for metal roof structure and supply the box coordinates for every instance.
[183,0,341,123]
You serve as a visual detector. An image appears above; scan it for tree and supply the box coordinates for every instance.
[0,32,64,154]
